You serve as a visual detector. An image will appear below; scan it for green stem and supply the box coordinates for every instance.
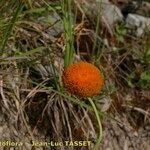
[88,97,103,150]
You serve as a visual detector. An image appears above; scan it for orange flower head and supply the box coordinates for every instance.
[62,62,104,97]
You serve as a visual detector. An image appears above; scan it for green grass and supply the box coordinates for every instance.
[0,0,100,148]
[0,0,150,150]
[61,0,75,68]
[0,1,23,55]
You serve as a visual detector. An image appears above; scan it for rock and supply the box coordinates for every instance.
[126,13,150,36]
[121,1,141,17]
[101,0,123,26]
[135,1,150,17]
[38,12,63,37]
[77,0,123,35]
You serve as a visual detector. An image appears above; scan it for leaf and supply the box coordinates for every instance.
[0,1,24,55]
[138,71,150,89]
[145,48,150,63]
[16,46,46,57]
[127,72,136,88]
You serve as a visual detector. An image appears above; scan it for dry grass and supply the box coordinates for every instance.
[0,0,150,150]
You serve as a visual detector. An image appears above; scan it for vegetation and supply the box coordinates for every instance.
[0,0,150,150]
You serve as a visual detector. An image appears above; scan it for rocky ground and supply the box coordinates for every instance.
[0,0,150,150]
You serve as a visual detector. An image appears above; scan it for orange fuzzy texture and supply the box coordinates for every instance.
[62,62,104,97]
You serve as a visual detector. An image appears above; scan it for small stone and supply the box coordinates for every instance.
[126,13,150,36]
[101,1,123,26]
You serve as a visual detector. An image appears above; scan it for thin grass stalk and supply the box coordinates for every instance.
[21,83,122,125]
[92,0,102,61]
[47,48,61,91]
[144,32,150,64]
[0,1,23,55]
[62,0,74,68]
[88,97,103,150]
[27,0,33,8]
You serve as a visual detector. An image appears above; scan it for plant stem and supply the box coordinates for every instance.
[88,97,103,150]
[61,0,74,68]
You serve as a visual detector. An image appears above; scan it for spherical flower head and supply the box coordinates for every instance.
[62,62,104,97]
